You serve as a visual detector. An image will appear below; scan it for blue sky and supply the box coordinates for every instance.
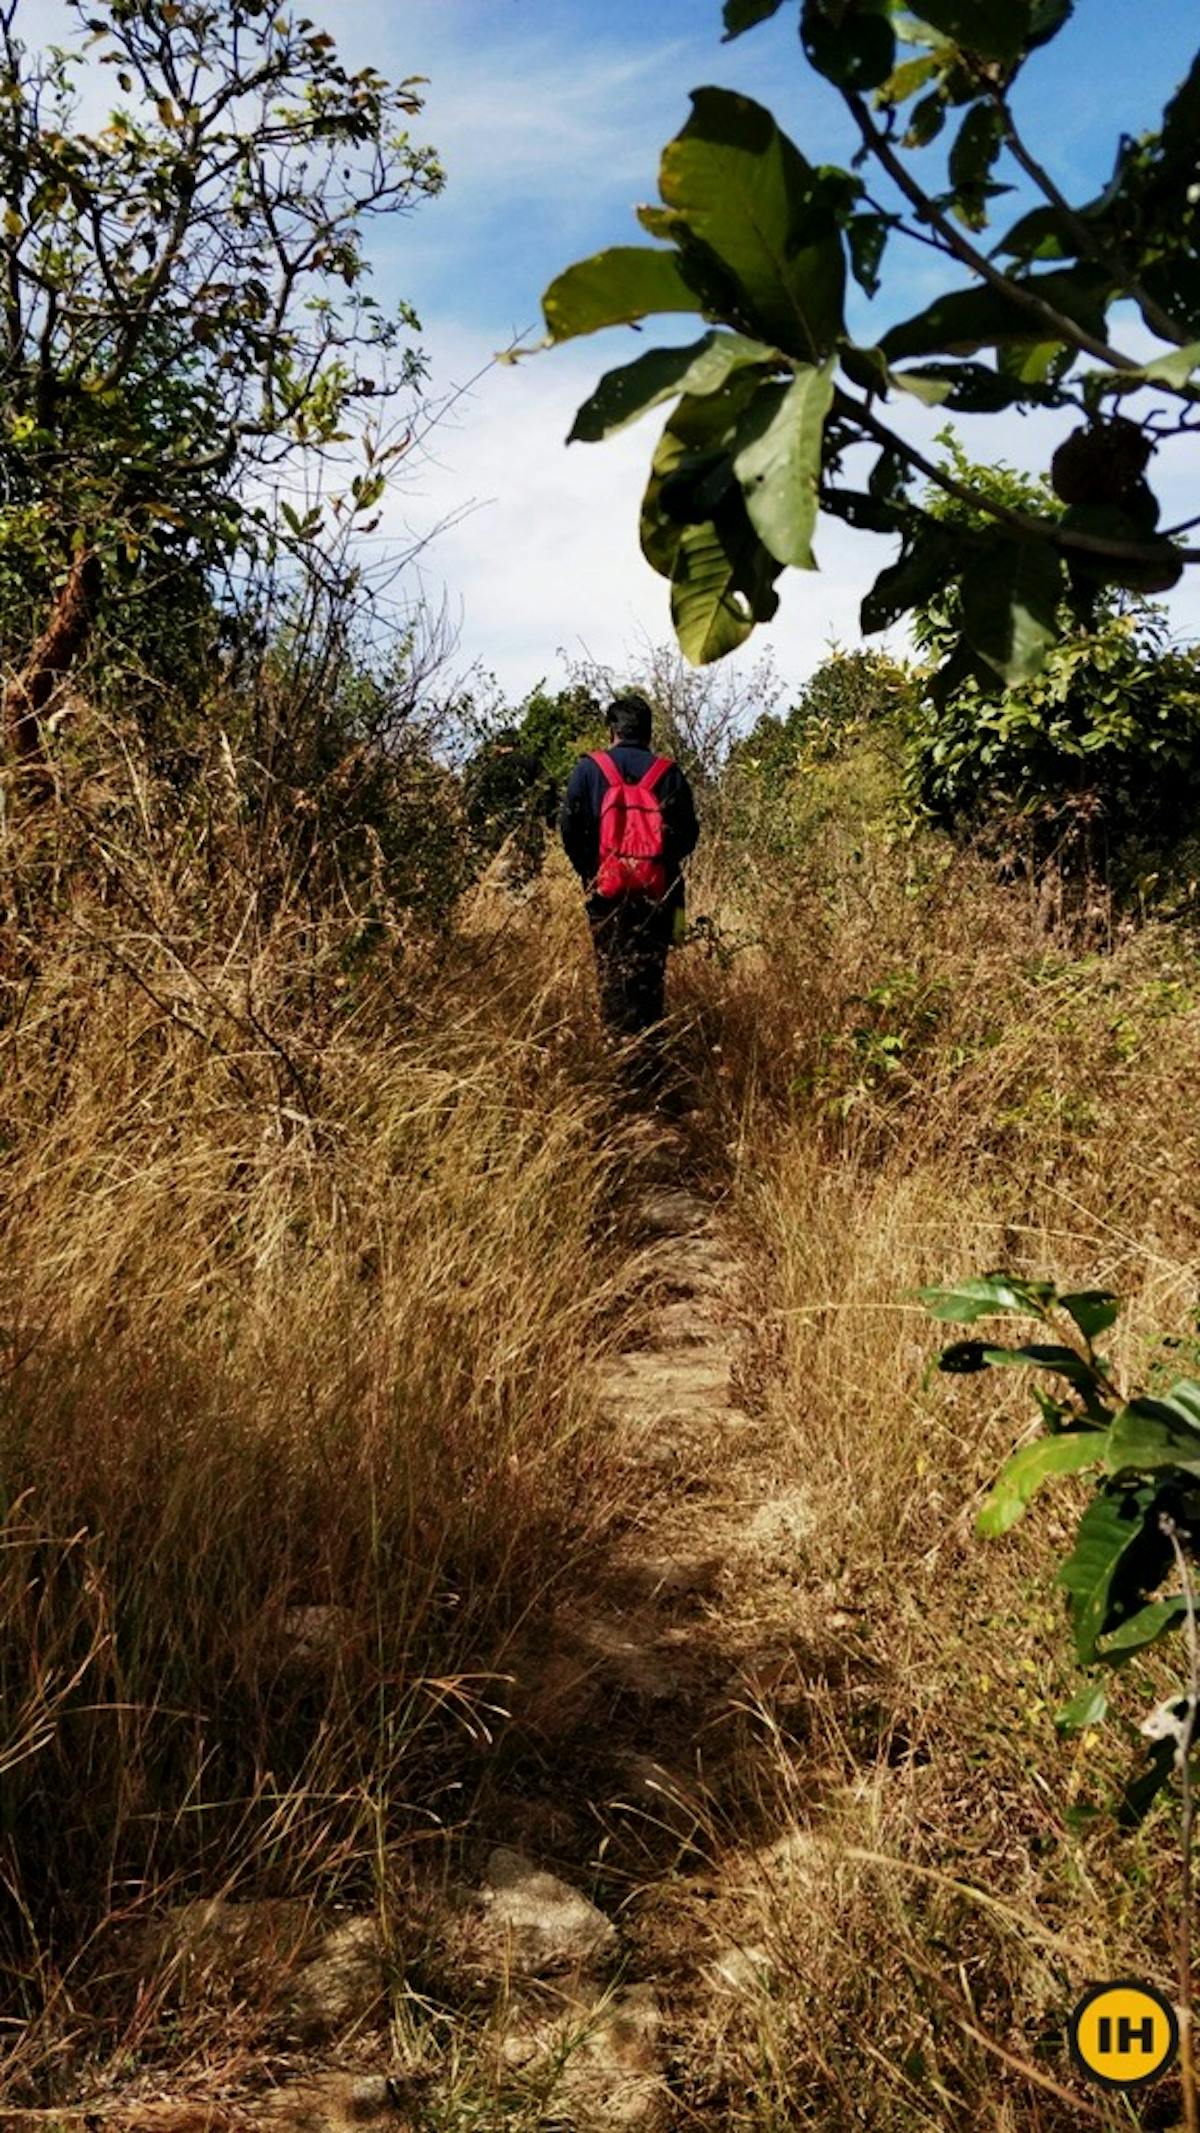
[19,0,1200,701]
[358,0,1200,699]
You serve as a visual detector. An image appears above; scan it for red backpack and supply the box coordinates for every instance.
[590,749,673,900]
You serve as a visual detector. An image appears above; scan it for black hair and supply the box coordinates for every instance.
[606,692,653,745]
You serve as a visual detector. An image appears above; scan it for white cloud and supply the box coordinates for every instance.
[380,322,910,701]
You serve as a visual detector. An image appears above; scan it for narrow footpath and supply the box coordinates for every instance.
[80,1126,818,2133]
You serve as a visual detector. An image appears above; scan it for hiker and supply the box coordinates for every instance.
[559,693,698,1068]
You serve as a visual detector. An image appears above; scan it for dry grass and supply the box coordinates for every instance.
[0,770,643,2099]
[668,742,1200,2129]
[8,711,1200,2129]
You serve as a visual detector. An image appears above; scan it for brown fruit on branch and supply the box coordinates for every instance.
[1050,418,1153,506]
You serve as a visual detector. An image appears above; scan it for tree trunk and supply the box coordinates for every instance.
[4,550,101,787]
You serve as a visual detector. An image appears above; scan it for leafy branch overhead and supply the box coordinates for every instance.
[540,0,1200,678]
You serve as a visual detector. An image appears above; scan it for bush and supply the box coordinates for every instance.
[905,609,1200,889]
[721,648,913,863]
[904,443,1200,905]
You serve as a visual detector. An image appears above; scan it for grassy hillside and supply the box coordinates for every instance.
[4,703,1200,2127]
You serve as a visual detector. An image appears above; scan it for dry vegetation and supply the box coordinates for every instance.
[0,732,640,2105]
[4,699,1200,2129]
[670,731,1200,2129]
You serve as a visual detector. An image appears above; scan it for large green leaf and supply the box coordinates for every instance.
[640,381,783,662]
[1160,51,1200,180]
[1059,1290,1120,1343]
[1118,1732,1178,1828]
[927,635,1005,708]
[640,372,769,578]
[1026,0,1074,49]
[1058,1484,1168,1664]
[1060,502,1183,596]
[1140,257,1200,340]
[731,360,835,568]
[912,0,1031,61]
[659,88,846,361]
[919,1273,1055,1324]
[861,526,956,633]
[801,0,896,91]
[881,266,1111,362]
[542,247,705,343]
[961,540,1063,684]
[1139,342,1200,389]
[1105,1385,1200,1480]
[569,332,779,443]
[1098,1595,1190,1662]
[977,1431,1106,1539]
[977,1342,1109,1409]
[997,205,1072,264]
[890,360,1064,411]
[1056,1679,1108,1733]
[659,450,739,526]
[822,486,906,535]
[846,211,892,296]
[669,509,781,664]
[948,103,1005,231]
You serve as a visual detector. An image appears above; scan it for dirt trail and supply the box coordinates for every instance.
[468,1120,811,2127]
[65,1126,810,2133]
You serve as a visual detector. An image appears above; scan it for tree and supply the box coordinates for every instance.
[538,1,1200,690]
[0,0,442,770]
[459,682,600,884]
[889,439,1200,906]
[735,643,910,775]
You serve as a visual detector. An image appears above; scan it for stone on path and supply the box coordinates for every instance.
[474,1848,618,1975]
[98,2073,416,2132]
[598,1348,732,1431]
[287,1915,386,2040]
[637,1187,713,1238]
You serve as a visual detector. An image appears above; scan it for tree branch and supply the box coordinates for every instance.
[991,91,1186,349]
[845,91,1143,376]
[835,387,1200,566]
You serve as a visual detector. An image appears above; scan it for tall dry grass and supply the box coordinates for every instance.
[672,732,1200,2128]
[9,694,1200,2127]
[0,739,643,2091]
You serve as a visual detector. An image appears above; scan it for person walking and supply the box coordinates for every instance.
[559,693,698,1084]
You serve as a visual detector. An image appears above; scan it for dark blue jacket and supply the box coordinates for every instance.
[559,745,699,909]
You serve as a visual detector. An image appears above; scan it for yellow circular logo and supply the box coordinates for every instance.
[1069,1980,1179,2090]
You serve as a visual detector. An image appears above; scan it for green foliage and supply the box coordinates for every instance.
[514,682,607,788]
[734,646,912,779]
[461,683,603,884]
[0,1,441,695]
[902,445,1200,890]
[923,1272,1200,1824]
[540,3,1200,678]
[907,612,1200,856]
[720,648,912,870]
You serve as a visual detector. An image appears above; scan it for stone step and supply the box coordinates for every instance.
[598,1351,732,1416]
[635,1188,714,1238]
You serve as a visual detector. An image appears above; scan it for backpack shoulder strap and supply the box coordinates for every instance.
[589,748,623,788]
[638,755,674,792]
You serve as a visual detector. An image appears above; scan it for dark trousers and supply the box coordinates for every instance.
[586,894,670,1038]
